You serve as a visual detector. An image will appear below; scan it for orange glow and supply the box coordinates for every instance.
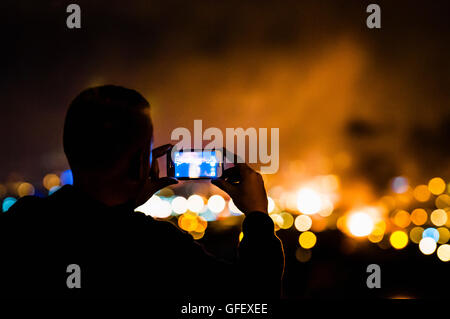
[411,208,428,226]
[17,182,35,197]
[178,212,199,232]
[43,174,60,190]
[393,210,411,228]
[310,215,328,232]
[413,185,431,202]
[435,194,450,209]
[410,227,424,244]
[428,177,446,195]
[369,220,386,243]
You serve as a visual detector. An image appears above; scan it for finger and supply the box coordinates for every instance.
[220,166,240,179]
[211,179,235,196]
[233,162,252,177]
[152,144,172,159]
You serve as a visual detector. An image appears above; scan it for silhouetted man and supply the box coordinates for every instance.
[0,85,284,298]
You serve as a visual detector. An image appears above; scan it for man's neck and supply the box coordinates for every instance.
[73,180,134,207]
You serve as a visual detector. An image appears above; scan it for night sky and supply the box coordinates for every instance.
[1,0,449,188]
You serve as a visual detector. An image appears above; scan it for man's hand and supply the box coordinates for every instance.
[135,144,178,207]
[212,163,268,215]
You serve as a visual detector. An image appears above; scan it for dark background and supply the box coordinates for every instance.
[1,0,449,185]
[1,0,449,298]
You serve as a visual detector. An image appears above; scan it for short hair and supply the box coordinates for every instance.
[63,85,152,172]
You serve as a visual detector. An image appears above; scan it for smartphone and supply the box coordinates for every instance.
[167,148,224,180]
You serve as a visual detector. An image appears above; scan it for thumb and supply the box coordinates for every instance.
[211,179,235,197]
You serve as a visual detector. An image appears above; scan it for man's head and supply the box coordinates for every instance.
[63,85,153,204]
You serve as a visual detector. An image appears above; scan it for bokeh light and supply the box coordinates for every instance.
[437,227,450,244]
[270,213,283,230]
[207,195,226,214]
[187,195,204,213]
[278,212,294,229]
[393,210,411,228]
[422,227,439,242]
[2,197,17,212]
[194,216,208,233]
[60,169,73,185]
[178,212,199,232]
[154,199,172,218]
[267,196,275,213]
[157,188,174,197]
[299,231,317,249]
[368,233,384,243]
[347,212,374,237]
[390,231,408,249]
[430,209,447,226]
[135,195,160,216]
[17,182,35,197]
[43,173,60,190]
[296,188,322,215]
[437,244,450,262]
[318,199,334,217]
[410,208,428,226]
[391,176,409,194]
[409,227,424,244]
[413,185,431,202]
[200,209,217,222]
[435,194,450,209]
[368,220,386,243]
[295,247,312,263]
[428,177,446,195]
[419,237,437,255]
[171,196,188,215]
[294,214,312,232]
[48,185,61,195]
[135,195,172,218]
[189,231,205,240]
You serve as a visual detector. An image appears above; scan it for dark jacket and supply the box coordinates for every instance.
[0,185,284,298]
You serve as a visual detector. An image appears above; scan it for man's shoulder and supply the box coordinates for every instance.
[133,211,190,238]
[131,212,203,254]
[4,195,46,217]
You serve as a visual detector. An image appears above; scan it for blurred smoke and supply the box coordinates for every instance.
[1,0,449,188]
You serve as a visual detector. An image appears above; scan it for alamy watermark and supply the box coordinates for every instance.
[66,4,81,29]
[171,120,280,174]
[66,4,380,30]
[366,4,381,29]
[366,264,381,289]
[66,264,81,288]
